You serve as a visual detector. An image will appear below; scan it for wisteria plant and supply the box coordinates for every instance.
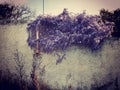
[27,9,114,64]
[27,9,113,54]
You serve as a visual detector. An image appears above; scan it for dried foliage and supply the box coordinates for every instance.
[0,3,34,25]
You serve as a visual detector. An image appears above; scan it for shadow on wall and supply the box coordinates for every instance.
[0,71,119,90]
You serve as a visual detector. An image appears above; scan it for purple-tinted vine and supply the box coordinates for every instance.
[27,9,114,53]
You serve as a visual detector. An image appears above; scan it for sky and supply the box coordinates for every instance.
[0,0,120,15]
[0,0,27,5]
[27,0,120,15]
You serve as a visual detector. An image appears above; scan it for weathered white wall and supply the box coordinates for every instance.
[0,25,120,89]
